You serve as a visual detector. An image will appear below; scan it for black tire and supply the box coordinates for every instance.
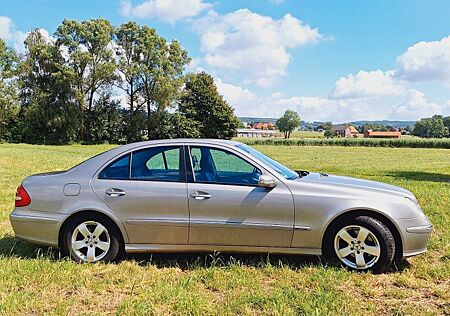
[61,213,122,263]
[323,215,395,273]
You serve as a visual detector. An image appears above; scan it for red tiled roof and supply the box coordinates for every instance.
[348,126,359,134]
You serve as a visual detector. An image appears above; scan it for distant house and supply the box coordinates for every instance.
[237,129,277,138]
[252,122,276,130]
[333,125,359,138]
[364,130,401,138]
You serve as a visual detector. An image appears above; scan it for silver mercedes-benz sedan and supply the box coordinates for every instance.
[10,139,432,272]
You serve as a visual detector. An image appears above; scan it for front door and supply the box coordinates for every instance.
[91,144,189,245]
[186,145,294,247]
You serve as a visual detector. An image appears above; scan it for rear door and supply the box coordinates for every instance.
[186,144,295,247]
[91,144,189,245]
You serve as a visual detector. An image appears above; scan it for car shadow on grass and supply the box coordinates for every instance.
[387,171,450,183]
[0,235,411,273]
[0,235,61,259]
[127,252,324,270]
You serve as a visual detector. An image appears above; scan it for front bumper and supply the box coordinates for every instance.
[9,208,65,248]
[397,215,433,259]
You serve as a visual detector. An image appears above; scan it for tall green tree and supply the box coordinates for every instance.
[0,39,20,141]
[86,93,126,143]
[114,22,145,142]
[136,26,190,139]
[276,110,301,139]
[18,30,80,144]
[413,115,449,138]
[443,116,450,136]
[55,18,116,141]
[178,72,239,139]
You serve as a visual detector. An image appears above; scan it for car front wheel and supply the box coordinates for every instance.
[325,215,395,273]
[62,214,121,263]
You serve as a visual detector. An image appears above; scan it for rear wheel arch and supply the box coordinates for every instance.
[322,209,403,261]
[58,210,126,251]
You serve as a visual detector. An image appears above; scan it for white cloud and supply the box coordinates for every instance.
[212,79,367,121]
[194,9,322,87]
[213,77,450,122]
[215,78,257,108]
[269,95,381,122]
[0,16,14,40]
[330,70,404,99]
[186,57,203,72]
[120,0,211,23]
[0,16,29,53]
[119,0,132,17]
[396,35,450,82]
[389,89,447,120]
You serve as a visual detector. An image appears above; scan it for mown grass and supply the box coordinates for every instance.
[0,143,449,315]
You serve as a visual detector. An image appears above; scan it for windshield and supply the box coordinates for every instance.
[236,144,299,180]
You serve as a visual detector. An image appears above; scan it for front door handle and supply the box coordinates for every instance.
[190,191,211,200]
[105,188,126,197]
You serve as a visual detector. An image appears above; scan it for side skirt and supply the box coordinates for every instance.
[125,244,322,256]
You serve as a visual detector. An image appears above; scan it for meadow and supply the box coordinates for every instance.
[0,143,449,315]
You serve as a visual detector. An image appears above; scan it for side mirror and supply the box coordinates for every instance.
[258,174,278,188]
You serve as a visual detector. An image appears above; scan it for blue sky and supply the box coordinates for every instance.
[1,0,450,122]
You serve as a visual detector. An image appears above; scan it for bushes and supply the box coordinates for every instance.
[238,137,450,149]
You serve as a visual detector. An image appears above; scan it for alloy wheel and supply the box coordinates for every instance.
[71,221,111,262]
[334,225,381,269]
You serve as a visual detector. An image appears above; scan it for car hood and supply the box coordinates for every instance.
[294,172,417,201]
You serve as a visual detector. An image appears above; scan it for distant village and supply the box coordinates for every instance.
[237,120,406,139]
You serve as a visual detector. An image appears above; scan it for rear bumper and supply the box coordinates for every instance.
[9,208,64,248]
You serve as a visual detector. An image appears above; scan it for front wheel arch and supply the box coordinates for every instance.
[322,209,403,261]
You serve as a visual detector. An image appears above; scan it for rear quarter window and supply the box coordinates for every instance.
[98,154,130,180]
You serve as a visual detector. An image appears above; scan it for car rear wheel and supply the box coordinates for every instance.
[62,215,121,263]
[325,215,395,273]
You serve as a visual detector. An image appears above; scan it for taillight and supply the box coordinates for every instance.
[15,184,31,207]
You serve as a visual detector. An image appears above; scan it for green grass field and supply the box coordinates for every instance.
[0,143,449,315]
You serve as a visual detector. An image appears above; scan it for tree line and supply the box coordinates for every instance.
[0,19,239,144]
[412,115,449,138]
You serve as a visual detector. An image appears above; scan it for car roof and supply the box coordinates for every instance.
[66,139,245,176]
[123,138,242,150]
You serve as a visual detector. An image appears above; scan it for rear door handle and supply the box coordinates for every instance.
[190,191,211,200]
[105,188,126,197]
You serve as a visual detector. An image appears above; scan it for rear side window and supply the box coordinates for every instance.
[98,154,130,180]
[131,146,183,182]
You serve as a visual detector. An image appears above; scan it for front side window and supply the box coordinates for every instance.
[235,144,299,180]
[190,146,261,185]
[131,146,183,182]
[98,154,130,180]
